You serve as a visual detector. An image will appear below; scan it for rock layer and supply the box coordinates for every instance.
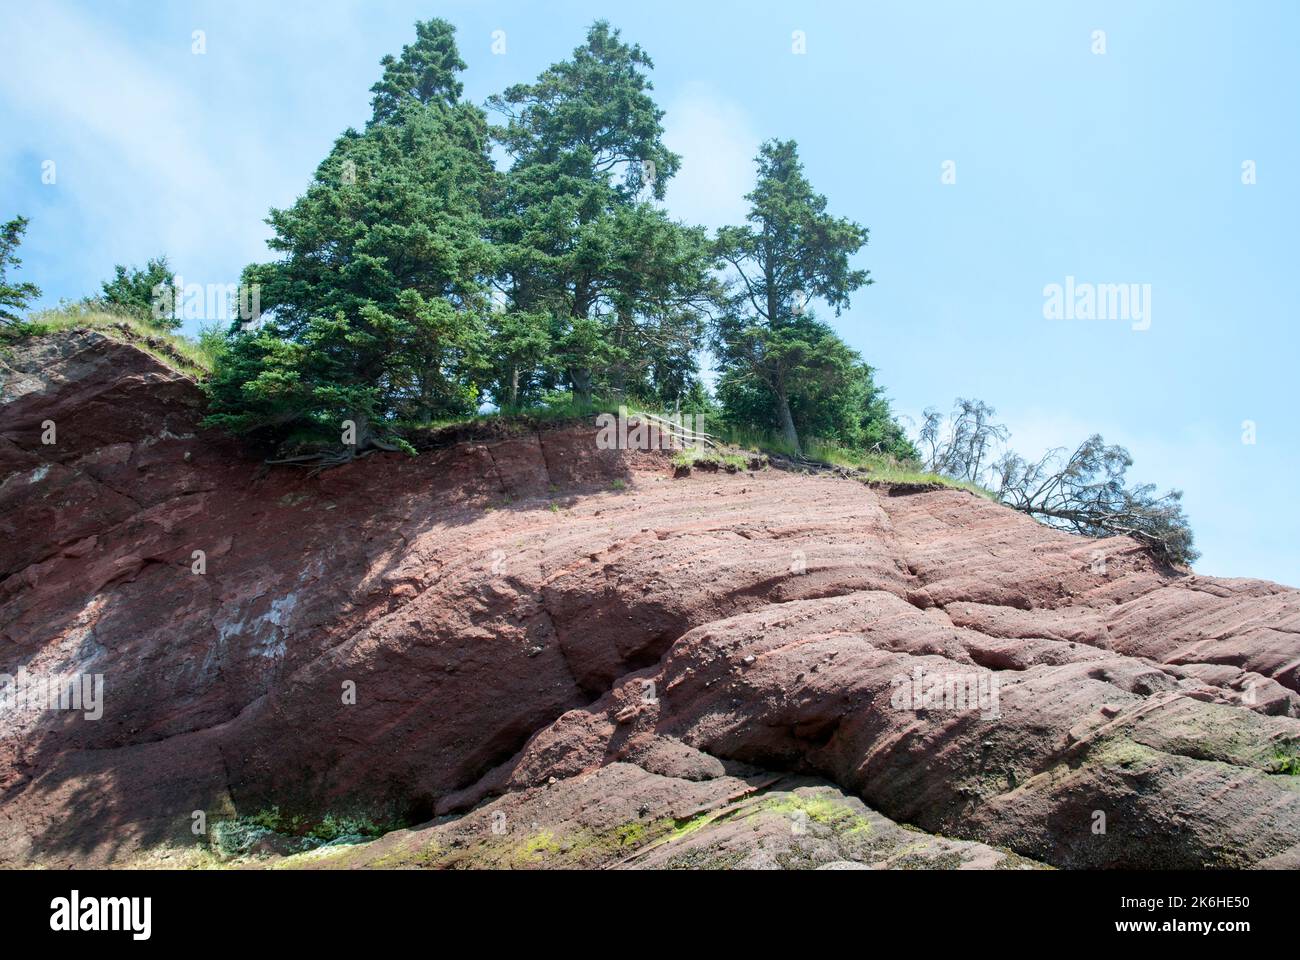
[2,331,1298,868]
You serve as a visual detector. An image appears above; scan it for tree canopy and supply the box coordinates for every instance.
[201,22,908,462]
[369,18,467,121]
[98,255,177,329]
[487,21,712,410]
[204,18,494,451]
[712,140,884,455]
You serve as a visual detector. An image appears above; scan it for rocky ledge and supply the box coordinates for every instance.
[2,331,1298,869]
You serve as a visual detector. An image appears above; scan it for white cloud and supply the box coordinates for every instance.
[0,1,280,310]
[661,84,759,230]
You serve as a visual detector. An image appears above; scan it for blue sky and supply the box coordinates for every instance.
[2,0,1297,584]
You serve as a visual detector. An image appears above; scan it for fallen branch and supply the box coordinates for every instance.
[633,411,723,452]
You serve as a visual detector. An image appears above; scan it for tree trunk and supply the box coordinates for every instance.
[775,388,801,455]
[508,366,519,410]
[570,367,593,408]
[569,282,595,408]
[350,412,400,453]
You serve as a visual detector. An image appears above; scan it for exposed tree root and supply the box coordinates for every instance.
[265,441,400,477]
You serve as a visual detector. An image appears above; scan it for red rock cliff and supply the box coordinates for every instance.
[3,330,1299,869]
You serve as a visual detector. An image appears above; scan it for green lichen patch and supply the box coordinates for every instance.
[1266,745,1300,776]
[208,805,394,862]
[761,792,873,835]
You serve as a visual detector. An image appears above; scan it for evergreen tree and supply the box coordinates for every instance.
[0,216,41,326]
[713,140,872,454]
[484,308,551,411]
[369,18,466,121]
[205,19,494,451]
[489,21,711,409]
[99,255,177,329]
[715,313,913,459]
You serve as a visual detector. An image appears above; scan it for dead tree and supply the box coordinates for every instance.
[992,435,1197,566]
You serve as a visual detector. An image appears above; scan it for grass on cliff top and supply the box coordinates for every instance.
[806,440,996,498]
[0,312,990,500]
[4,302,218,377]
[415,399,991,497]
[715,425,995,497]
[669,447,750,470]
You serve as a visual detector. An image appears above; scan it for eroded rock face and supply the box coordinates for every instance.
[272,768,1041,870]
[2,331,1299,869]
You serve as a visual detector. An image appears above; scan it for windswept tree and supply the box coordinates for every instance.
[489,21,713,408]
[918,398,1009,482]
[0,216,41,326]
[712,140,873,454]
[919,398,1197,565]
[992,436,1198,565]
[205,19,494,453]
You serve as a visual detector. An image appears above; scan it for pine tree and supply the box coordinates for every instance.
[205,19,494,452]
[99,256,177,329]
[713,140,872,454]
[0,216,42,326]
[489,21,712,409]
